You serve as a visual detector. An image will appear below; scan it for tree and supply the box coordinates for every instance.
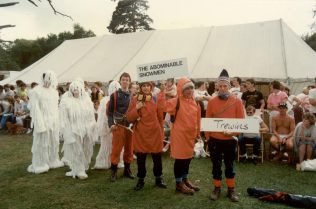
[73,24,96,39]
[0,44,20,71]
[303,33,316,52]
[107,0,153,34]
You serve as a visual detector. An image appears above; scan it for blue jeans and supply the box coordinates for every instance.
[238,136,261,156]
[0,113,13,129]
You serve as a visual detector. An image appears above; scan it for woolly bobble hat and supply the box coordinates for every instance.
[217,69,230,86]
[182,80,195,91]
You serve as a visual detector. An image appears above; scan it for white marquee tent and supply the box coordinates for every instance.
[1,19,315,86]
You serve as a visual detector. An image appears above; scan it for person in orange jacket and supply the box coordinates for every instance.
[205,69,245,202]
[127,81,167,190]
[165,77,201,195]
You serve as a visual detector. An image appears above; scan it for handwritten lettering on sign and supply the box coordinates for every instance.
[137,58,188,82]
[200,118,260,133]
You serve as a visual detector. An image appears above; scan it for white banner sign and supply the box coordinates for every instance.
[200,118,260,133]
[137,58,188,82]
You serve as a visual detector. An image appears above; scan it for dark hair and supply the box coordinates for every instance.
[303,112,315,125]
[16,80,23,87]
[234,77,242,84]
[31,82,38,88]
[20,83,26,88]
[3,84,9,88]
[167,78,174,84]
[57,86,65,94]
[119,72,131,82]
[270,80,281,90]
[0,85,3,90]
[9,85,15,91]
[196,81,205,89]
[246,105,255,112]
[284,87,290,95]
[246,78,255,85]
[14,95,20,99]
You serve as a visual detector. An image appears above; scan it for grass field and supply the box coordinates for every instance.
[0,134,315,209]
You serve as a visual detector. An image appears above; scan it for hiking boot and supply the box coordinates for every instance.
[227,187,239,202]
[251,156,258,165]
[155,177,167,189]
[176,182,194,195]
[123,163,135,179]
[184,179,200,191]
[271,152,282,161]
[110,164,117,182]
[210,187,221,201]
[134,178,145,191]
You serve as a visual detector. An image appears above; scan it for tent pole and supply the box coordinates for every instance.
[279,19,289,84]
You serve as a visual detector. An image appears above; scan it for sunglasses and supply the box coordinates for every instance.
[246,111,253,114]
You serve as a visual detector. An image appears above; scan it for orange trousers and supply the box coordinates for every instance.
[111,126,133,165]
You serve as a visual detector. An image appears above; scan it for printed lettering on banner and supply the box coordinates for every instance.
[137,58,188,82]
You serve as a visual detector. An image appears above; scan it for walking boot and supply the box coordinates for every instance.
[110,164,117,182]
[134,178,145,191]
[210,187,221,201]
[227,187,239,202]
[123,163,135,179]
[184,179,200,191]
[155,177,167,189]
[176,182,194,195]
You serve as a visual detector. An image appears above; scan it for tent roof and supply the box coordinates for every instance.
[2,19,316,85]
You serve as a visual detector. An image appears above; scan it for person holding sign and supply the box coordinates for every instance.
[127,82,167,191]
[205,69,245,202]
[165,77,201,195]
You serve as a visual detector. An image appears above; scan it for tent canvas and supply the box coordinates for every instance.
[1,19,315,86]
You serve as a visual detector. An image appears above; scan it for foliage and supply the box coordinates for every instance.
[107,0,153,34]
[1,134,315,209]
[0,43,20,71]
[0,24,95,71]
[303,32,316,52]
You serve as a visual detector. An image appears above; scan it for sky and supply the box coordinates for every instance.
[1,0,316,41]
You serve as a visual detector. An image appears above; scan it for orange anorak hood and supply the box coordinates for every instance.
[165,77,201,159]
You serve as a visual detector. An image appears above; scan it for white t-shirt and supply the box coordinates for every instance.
[194,90,210,110]
[243,115,262,138]
[309,88,316,113]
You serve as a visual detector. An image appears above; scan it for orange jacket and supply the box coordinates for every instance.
[165,78,201,159]
[205,95,245,140]
[127,96,164,153]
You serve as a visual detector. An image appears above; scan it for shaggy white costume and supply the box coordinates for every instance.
[27,71,63,174]
[60,80,96,179]
[93,81,124,169]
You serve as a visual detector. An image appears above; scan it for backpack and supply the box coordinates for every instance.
[170,97,199,123]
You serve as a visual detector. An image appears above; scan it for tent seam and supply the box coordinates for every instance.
[8,41,67,82]
[279,19,288,80]
[58,36,106,78]
[112,31,155,80]
[190,26,214,77]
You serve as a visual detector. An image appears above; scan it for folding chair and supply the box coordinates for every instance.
[237,133,264,163]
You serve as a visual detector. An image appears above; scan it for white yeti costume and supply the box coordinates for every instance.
[93,81,124,169]
[59,80,96,179]
[27,71,64,174]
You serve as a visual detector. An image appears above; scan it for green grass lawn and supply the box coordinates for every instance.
[0,134,315,209]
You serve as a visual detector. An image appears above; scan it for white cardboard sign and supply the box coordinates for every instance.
[137,58,188,82]
[201,118,260,133]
